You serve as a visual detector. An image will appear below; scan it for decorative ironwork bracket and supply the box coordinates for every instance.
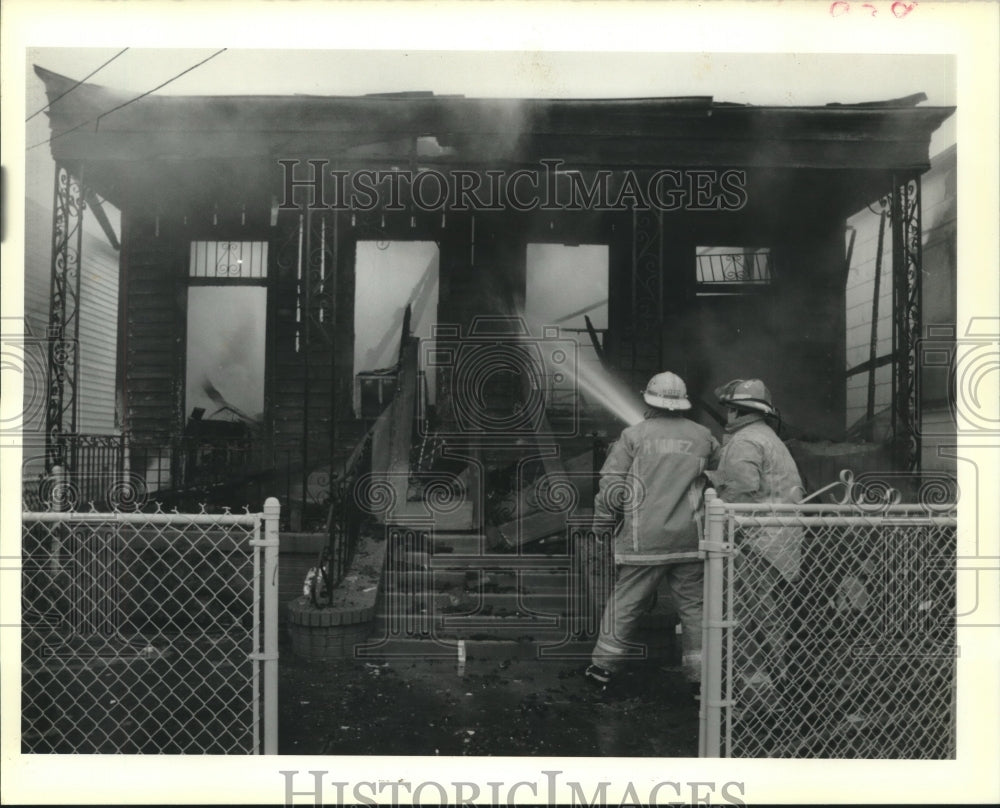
[891,174,923,471]
[45,164,86,471]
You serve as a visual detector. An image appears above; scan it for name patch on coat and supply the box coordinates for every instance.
[640,438,695,455]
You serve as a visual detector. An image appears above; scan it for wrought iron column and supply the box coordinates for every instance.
[891,173,922,471]
[45,164,86,471]
[303,211,337,501]
[301,207,312,517]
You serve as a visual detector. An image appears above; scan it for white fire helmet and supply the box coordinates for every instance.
[643,372,691,411]
[714,378,776,416]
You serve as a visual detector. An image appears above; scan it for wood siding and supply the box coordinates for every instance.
[270,212,338,469]
[121,214,184,444]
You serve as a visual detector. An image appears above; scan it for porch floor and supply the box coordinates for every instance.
[277,634,699,756]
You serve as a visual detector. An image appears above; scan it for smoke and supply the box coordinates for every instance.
[564,356,646,426]
[515,307,645,427]
[185,286,266,420]
[520,243,644,426]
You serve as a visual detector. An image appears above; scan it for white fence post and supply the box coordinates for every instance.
[699,488,726,758]
[263,497,281,755]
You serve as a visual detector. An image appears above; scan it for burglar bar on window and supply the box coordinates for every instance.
[695,248,773,286]
[189,241,269,279]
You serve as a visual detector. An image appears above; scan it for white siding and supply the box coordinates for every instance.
[77,223,121,434]
[22,190,54,490]
[843,206,894,428]
[23,186,121,438]
[843,147,957,474]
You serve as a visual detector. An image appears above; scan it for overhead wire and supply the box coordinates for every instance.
[26,48,129,122]
[27,48,227,152]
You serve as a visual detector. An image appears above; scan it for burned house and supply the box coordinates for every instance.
[14,53,971,765]
[30,65,954,537]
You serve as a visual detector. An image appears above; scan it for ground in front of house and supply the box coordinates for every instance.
[278,639,700,757]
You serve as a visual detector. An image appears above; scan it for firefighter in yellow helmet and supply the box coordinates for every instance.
[585,372,720,694]
[707,378,805,696]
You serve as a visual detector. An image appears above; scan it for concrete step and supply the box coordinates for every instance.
[399,533,568,556]
[353,631,678,661]
[371,611,573,641]
[351,637,598,661]
[384,567,573,592]
[371,612,676,641]
[386,552,575,572]
[378,589,572,614]
[375,593,676,631]
[368,520,685,651]
[395,525,567,546]
[425,534,496,555]
[431,554,575,571]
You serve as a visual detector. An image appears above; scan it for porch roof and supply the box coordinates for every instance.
[36,65,953,166]
[34,64,954,214]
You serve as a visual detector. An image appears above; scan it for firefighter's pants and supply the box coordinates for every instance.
[733,547,793,685]
[591,561,704,682]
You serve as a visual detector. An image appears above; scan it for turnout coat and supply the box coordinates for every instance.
[706,414,806,581]
[594,413,720,565]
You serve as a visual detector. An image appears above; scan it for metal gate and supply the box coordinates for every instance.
[699,489,956,758]
[20,499,279,754]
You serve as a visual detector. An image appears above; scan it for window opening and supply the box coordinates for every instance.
[525,243,610,416]
[696,246,773,295]
[352,240,440,418]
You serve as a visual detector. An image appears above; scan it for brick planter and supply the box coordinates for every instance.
[286,532,387,661]
[287,597,376,660]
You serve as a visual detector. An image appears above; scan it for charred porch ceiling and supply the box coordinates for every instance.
[34,65,953,491]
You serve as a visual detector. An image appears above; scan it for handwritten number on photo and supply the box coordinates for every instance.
[829,2,917,18]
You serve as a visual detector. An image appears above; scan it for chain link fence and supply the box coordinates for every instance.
[699,490,957,758]
[20,501,280,754]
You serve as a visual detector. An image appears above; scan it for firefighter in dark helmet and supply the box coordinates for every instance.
[707,378,805,693]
